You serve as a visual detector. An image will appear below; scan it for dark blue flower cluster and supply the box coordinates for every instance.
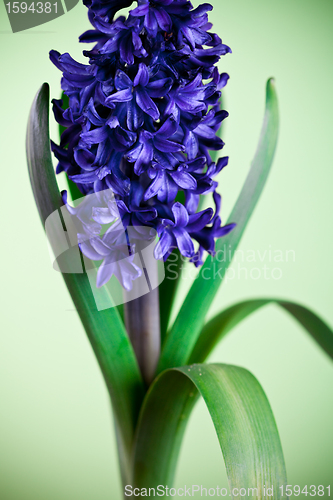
[50,0,235,287]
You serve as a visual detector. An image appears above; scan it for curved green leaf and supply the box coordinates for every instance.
[26,83,144,478]
[132,363,287,498]
[189,299,333,364]
[157,78,279,375]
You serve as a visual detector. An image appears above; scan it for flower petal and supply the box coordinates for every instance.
[106,88,133,104]
[92,207,117,224]
[187,208,213,232]
[170,169,197,190]
[90,237,112,256]
[135,88,160,121]
[215,222,237,237]
[80,240,103,261]
[96,258,117,288]
[154,230,173,260]
[144,170,165,200]
[134,63,149,87]
[172,202,189,227]
[173,227,194,258]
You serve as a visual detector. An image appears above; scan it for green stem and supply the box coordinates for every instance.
[113,417,132,496]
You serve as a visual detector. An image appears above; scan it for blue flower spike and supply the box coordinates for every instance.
[50,0,233,289]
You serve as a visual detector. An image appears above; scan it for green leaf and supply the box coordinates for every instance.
[157,78,279,375]
[190,299,333,364]
[132,364,287,498]
[26,84,145,478]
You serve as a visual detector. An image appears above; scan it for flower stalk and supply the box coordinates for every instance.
[124,246,161,386]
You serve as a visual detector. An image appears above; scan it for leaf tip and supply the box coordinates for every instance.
[266,77,278,102]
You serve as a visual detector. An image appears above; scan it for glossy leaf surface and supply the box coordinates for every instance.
[132,363,287,499]
[189,299,333,364]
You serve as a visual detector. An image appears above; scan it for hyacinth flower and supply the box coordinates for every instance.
[26,0,333,497]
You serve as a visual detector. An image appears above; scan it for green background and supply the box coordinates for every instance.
[0,0,332,498]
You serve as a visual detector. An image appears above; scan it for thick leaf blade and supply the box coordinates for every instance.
[26,83,144,472]
[157,79,279,375]
[189,299,333,364]
[27,83,63,223]
[132,363,287,499]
